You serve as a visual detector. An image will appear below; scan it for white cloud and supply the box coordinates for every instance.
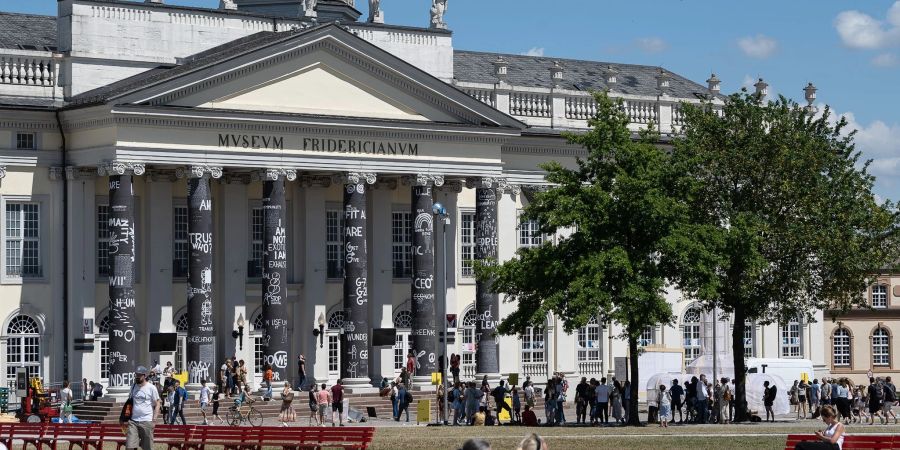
[737,34,778,58]
[522,47,544,57]
[834,2,900,49]
[872,52,900,67]
[635,37,668,53]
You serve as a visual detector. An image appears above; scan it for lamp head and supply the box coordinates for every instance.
[236,313,245,328]
[317,312,326,327]
[432,202,446,216]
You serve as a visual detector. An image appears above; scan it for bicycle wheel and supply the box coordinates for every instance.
[226,408,241,426]
[247,407,263,427]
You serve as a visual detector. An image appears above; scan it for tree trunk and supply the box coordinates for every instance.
[732,305,750,422]
[626,335,642,426]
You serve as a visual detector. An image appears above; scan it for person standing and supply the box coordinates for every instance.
[198,379,211,425]
[798,379,809,420]
[810,379,821,418]
[451,382,465,425]
[125,366,160,450]
[658,384,671,428]
[719,378,730,424]
[405,351,416,378]
[211,385,225,425]
[296,354,306,391]
[764,380,776,423]
[575,377,589,424]
[170,380,188,425]
[883,376,898,424]
[868,377,885,425]
[595,377,610,425]
[59,380,74,424]
[316,383,330,426]
[670,379,684,423]
[81,378,89,401]
[512,386,522,424]
[397,383,411,423]
[696,377,709,424]
[308,385,320,426]
[611,380,623,424]
[492,380,511,425]
[330,379,345,426]
[280,382,295,426]
[450,353,461,385]
[465,382,481,425]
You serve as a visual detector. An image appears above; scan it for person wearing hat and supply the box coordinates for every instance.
[125,366,160,450]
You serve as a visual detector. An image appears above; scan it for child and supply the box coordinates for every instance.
[511,387,521,423]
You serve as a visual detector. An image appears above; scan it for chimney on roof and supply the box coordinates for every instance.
[604,65,618,91]
[706,73,721,97]
[549,61,563,88]
[493,56,509,82]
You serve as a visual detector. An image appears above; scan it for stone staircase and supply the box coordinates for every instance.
[73,390,546,424]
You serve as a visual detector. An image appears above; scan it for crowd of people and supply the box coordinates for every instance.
[786,376,899,426]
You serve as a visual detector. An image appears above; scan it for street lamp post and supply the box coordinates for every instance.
[432,201,449,425]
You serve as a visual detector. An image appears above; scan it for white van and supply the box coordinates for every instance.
[745,358,815,384]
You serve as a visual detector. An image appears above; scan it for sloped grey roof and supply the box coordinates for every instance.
[454,50,711,99]
[0,12,57,51]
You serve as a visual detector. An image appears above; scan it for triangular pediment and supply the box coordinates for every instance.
[103,24,524,129]
[196,62,429,121]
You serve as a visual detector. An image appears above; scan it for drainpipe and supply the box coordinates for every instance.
[55,110,69,382]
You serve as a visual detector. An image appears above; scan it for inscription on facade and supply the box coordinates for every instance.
[216,134,419,156]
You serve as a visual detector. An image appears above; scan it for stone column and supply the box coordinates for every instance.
[340,172,376,389]
[467,178,501,379]
[99,161,145,397]
[178,165,223,388]
[260,168,297,383]
[408,174,443,384]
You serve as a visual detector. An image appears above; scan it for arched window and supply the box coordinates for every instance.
[326,311,344,376]
[780,318,802,358]
[97,315,110,381]
[6,315,40,384]
[682,307,701,364]
[873,285,889,308]
[393,310,413,373]
[833,328,851,367]
[460,308,477,378]
[873,328,891,367]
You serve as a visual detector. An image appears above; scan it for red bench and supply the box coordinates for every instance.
[785,434,896,449]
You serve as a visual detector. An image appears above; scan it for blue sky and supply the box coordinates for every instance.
[3,0,899,200]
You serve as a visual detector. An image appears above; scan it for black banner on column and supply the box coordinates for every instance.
[411,184,437,377]
[341,182,369,382]
[187,177,215,385]
[108,174,138,389]
[262,178,289,382]
[475,187,500,374]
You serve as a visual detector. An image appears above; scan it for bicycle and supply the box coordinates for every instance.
[226,398,263,426]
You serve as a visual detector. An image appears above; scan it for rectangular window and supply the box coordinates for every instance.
[391,211,412,278]
[99,339,110,380]
[780,320,801,358]
[833,331,850,367]
[393,332,413,372]
[518,218,543,249]
[5,203,41,278]
[640,326,655,347]
[577,323,602,361]
[744,321,755,358]
[254,335,265,375]
[249,207,263,278]
[15,132,35,150]
[326,209,344,279]
[873,285,888,309]
[521,327,546,363]
[328,334,340,374]
[460,212,475,278]
[175,336,185,373]
[97,205,109,277]
[172,206,188,278]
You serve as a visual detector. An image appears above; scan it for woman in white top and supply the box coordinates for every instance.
[59,380,74,423]
[794,404,845,450]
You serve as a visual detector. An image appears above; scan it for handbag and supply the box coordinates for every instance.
[119,397,134,423]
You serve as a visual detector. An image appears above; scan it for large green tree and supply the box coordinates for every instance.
[479,92,683,426]
[667,92,900,422]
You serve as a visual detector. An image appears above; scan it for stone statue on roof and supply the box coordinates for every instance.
[218,0,237,10]
[430,0,448,29]
[303,0,318,18]
[368,0,384,23]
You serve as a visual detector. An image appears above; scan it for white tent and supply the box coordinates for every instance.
[645,372,790,416]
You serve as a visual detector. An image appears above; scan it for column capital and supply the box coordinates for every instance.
[334,172,377,186]
[252,168,298,182]
[49,167,64,181]
[176,165,223,179]
[402,174,444,187]
[98,161,146,177]
[0,166,6,186]
[465,177,498,189]
[497,178,521,195]
[65,166,96,181]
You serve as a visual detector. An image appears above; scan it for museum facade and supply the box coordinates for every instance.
[0,0,872,398]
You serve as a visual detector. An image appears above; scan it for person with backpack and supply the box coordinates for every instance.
[490,380,511,425]
[450,382,464,425]
[868,377,885,425]
[883,376,898,424]
[169,379,188,425]
[124,366,160,450]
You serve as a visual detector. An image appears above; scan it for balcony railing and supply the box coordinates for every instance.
[0,49,62,99]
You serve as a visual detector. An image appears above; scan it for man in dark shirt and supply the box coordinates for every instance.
[492,380,511,425]
[670,379,685,423]
[330,379,345,426]
[575,377,589,424]
[296,354,306,391]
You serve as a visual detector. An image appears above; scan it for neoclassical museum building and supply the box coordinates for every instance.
[3,0,882,398]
